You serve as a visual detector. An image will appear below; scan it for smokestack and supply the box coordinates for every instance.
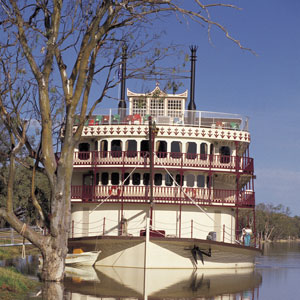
[188,45,197,111]
[118,44,127,120]
[187,46,198,125]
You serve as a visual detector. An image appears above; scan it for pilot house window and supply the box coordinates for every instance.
[150,99,164,116]
[132,98,146,116]
[167,99,182,117]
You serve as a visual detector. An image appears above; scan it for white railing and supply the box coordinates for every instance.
[76,108,249,131]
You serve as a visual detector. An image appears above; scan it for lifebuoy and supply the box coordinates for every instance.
[108,186,121,196]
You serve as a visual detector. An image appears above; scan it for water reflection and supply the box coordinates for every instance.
[64,267,262,299]
[0,255,39,276]
[256,242,300,300]
[4,242,300,299]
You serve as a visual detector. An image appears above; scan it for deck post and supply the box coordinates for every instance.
[103,217,106,236]
[144,217,150,270]
[148,116,156,227]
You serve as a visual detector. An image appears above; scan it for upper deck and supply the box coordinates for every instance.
[76,86,250,144]
[76,108,250,143]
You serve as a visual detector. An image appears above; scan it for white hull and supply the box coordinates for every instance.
[68,236,260,269]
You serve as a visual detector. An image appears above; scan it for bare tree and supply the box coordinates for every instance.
[0,0,252,283]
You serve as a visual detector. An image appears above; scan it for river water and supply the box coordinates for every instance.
[1,242,300,299]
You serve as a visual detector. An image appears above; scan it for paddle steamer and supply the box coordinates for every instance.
[69,47,260,268]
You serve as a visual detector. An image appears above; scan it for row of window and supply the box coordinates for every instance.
[83,172,211,188]
[79,140,231,157]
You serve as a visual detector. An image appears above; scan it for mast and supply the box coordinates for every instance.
[148,116,157,228]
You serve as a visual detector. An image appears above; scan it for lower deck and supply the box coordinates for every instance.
[70,202,255,246]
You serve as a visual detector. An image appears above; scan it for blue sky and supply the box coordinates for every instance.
[100,1,300,215]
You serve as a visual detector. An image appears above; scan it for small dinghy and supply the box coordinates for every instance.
[39,249,101,267]
[65,250,101,267]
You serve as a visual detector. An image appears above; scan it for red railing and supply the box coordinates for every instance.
[71,151,254,173]
[71,185,255,207]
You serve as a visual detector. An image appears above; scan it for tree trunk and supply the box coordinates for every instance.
[41,245,67,281]
[42,281,64,300]
[38,148,74,281]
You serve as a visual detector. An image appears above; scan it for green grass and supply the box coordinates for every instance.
[0,267,39,300]
[0,245,40,260]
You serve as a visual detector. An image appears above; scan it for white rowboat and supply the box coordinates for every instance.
[65,251,101,267]
[39,250,101,267]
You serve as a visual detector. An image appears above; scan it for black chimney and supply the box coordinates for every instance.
[118,44,127,120]
[187,46,197,125]
[188,45,197,111]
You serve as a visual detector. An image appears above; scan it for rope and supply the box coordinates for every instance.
[73,167,137,226]
[20,224,26,259]
[162,166,216,224]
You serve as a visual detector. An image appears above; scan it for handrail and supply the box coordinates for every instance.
[76,108,249,131]
[70,151,254,174]
[71,185,255,207]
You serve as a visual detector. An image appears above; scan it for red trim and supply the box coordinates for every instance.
[70,151,254,174]
[71,185,255,207]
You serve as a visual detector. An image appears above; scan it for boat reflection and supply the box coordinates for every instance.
[64,267,262,299]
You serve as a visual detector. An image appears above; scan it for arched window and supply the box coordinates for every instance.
[175,174,184,186]
[210,144,214,155]
[83,173,94,200]
[126,140,137,157]
[197,175,205,188]
[154,174,162,186]
[100,140,108,158]
[171,141,182,158]
[165,174,173,186]
[123,173,130,185]
[101,172,109,185]
[156,140,167,158]
[141,140,149,157]
[94,141,98,151]
[132,173,141,185]
[111,173,120,185]
[83,173,93,186]
[78,143,90,160]
[143,173,150,186]
[111,140,122,158]
[207,175,212,188]
[186,142,197,159]
[186,174,195,187]
[220,146,231,164]
[200,143,208,160]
